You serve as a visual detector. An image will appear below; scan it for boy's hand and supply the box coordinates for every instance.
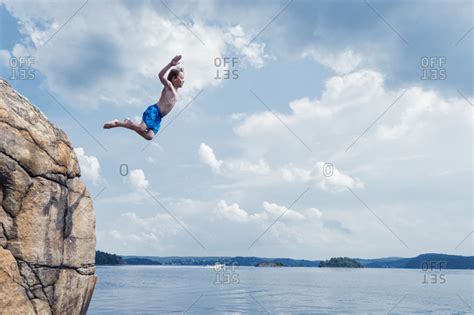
[170,55,182,66]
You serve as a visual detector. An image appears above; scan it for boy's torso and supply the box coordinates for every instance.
[157,86,177,116]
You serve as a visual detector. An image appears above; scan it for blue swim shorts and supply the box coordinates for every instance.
[142,104,163,134]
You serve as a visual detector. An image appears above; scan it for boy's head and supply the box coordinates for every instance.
[167,67,184,88]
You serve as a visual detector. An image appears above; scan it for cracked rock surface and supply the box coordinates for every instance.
[0,79,97,315]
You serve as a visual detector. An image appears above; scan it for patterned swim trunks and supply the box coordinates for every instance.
[142,104,163,134]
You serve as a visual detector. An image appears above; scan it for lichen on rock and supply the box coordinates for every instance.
[0,79,97,315]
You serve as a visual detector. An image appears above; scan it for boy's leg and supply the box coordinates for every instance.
[103,119,120,129]
[104,118,134,129]
[104,118,154,140]
[113,118,141,131]
[144,129,155,140]
[138,121,147,130]
[126,119,154,140]
[134,127,154,140]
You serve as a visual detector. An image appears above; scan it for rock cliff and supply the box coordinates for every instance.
[0,79,97,314]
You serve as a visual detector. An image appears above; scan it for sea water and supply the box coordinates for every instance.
[88,266,473,314]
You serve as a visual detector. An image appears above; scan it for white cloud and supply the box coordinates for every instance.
[215,200,314,223]
[226,159,270,175]
[319,70,385,109]
[262,201,305,221]
[109,230,122,240]
[216,200,252,222]
[231,112,247,120]
[129,169,149,190]
[302,48,362,74]
[199,145,362,192]
[263,221,306,245]
[224,25,271,68]
[1,1,270,108]
[73,147,101,185]
[234,70,385,141]
[313,161,364,191]
[279,164,313,183]
[306,208,323,218]
[288,97,333,118]
[199,143,223,172]
[199,142,270,176]
[232,67,471,173]
[275,161,365,191]
[105,212,182,250]
[375,87,471,140]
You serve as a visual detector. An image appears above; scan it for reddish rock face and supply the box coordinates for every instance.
[0,79,97,315]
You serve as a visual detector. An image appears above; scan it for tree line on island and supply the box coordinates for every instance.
[319,257,362,268]
[96,251,162,265]
[95,251,473,269]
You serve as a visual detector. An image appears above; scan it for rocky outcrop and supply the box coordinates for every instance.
[0,79,97,314]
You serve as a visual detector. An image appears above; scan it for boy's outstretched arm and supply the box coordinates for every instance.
[158,55,181,87]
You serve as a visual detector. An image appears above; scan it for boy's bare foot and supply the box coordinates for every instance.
[103,119,120,129]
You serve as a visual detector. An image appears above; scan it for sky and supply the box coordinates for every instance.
[0,0,472,260]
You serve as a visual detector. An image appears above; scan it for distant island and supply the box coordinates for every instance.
[96,251,161,265]
[96,250,126,265]
[255,262,284,267]
[125,257,162,265]
[319,257,362,268]
[95,251,474,270]
[121,255,320,267]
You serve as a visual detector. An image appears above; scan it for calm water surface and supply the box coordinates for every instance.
[88,266,473,314]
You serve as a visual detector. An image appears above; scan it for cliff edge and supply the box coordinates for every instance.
[0,79,97,314]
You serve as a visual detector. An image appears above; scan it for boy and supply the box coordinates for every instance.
[103,55,184,140]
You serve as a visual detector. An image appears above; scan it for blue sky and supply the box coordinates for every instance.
[0,0,472,259]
